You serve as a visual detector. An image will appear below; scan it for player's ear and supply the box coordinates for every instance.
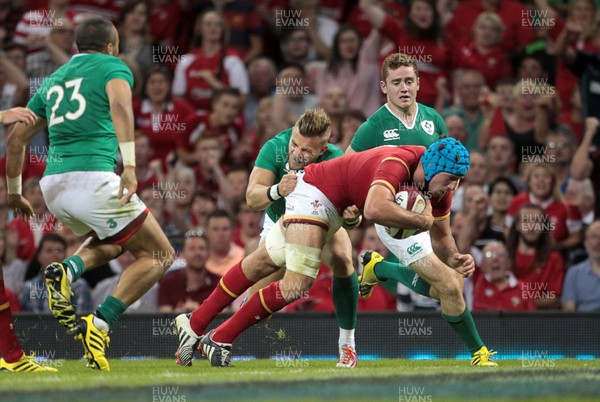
[380,80,387,94]
[320,144,328,155]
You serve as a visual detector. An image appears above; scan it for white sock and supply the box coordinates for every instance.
[93,316,109,332]
[338,328,355,349]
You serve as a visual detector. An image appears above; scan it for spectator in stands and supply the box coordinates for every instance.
[335,109,366,153]
[244,57,277,130]
[558,86,585,141]
[483,177,518,241]
[280,29,312,67]
[93,251,157,313]
[7,178,57,262]
[20,233,92,314]
[319,84,347,142]
[231,198,263,252]
[565,178,595,225]
[543,126,578,194]
[311,24,381,116]
[133,68,195,168]
[451,151,488,212]
[485,136,524,190]
[451,12,511,89]
[272,63,319,133]
[571,118,600,221]
[178,88,244,165]
[346,0,405,38]
[445,114,468,145]
[172,10,249,111]
[149,0,185,47]
[0,0,23,46]
[134,133,162,191]
[252,96,277,147]
[204,210,244,277]
[70,0,123,22]
[1,223,25,296]
[444,0,536,55]
[287,0,338,61]
[164,164,197,241]
[117,0,155,78]
[360,0,449,107]
[139,187,180,249]
[191,133,227,201]
[506,204,565,310]
[158,230,219,312]
[221,165,250,215]
[507,163,583,252]
[25,17,74,80]
[479,80,556,165]
[13,0,82,52]
[472,241,535,311]
[0,42,29,113]
[193,0,264,63]
[189,190,217,232]
[562,220,600,311]
[443,69,486,151]
[454,184,490,263]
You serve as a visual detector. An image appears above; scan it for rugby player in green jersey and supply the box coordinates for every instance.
[6,16,175,371]
[174,109,361,368]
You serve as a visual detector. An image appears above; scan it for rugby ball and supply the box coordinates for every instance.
[384,187,427,239]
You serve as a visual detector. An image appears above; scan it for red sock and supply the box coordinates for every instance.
[0,280,24,363]
[189,261,255,335]
[212,281,289,344]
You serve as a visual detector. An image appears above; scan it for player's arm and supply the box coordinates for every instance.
[363,183,433,230]
[5,113,48,219]
[344,145,357,155]
[246,167,296,211]
[430,216,475,277]
[106,78,136,206]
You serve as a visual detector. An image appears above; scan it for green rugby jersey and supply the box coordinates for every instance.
[28,53,134,175]
[350,103,447,152]
[254,128,343,223]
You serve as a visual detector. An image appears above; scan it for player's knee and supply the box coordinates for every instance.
[285,243,321,279]
[435,274,462,299]
[327,249,354,277]
[280,277,314,302]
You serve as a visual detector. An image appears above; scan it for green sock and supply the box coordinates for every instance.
[442,307,484,354]
[332,272,358,330]
[96,295,127,329]
[373,259,431,297]
[62,256,85,282]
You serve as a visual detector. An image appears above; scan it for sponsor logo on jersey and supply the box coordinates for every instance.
[383,128,400,140]
[421,120,434,135]
[407,243,422,256]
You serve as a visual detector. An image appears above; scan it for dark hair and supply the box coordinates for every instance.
[404,0,441,41]
[280,62,306,77]
[206,209,232,226]
[381,53,419,82]
[25,233,67,281]
[2,41,27,54]
[76,15,117,53]
[328,25,361,76]
[141,67,173,101]
[118,0,149,26]
[210,87,241,107]
[506,203,552,271]
[337,109,366,141]
[488,177,518,197]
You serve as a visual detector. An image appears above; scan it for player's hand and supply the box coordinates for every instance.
[585,117,600,137]
[7,194,34,221]
[449,252,475,278]
[1,107,37,125]
[342,204,361,222]
[118,166,138,206]
[277,171,297,196]
[415,198,434,234]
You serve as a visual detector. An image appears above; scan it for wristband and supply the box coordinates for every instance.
[267,185,282,202]
[7,175,22,195]
[119,141,136,167]
[344,215,362,228]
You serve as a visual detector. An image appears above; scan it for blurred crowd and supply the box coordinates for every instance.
[1,0,600,314]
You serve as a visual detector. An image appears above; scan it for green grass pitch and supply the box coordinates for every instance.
[1,358,599,401]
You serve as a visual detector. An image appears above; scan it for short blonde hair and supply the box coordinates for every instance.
[294,108,332,141]
[474,11,504,34]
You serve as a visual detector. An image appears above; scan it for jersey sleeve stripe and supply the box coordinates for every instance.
[434,212,451,221]
[371,179,396,195]
[381,157,410,176]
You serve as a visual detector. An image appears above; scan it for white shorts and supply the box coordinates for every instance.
[40,171,148,243]
[259,214,276,245]
[375,225,433,266]
[282,171,343,241]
